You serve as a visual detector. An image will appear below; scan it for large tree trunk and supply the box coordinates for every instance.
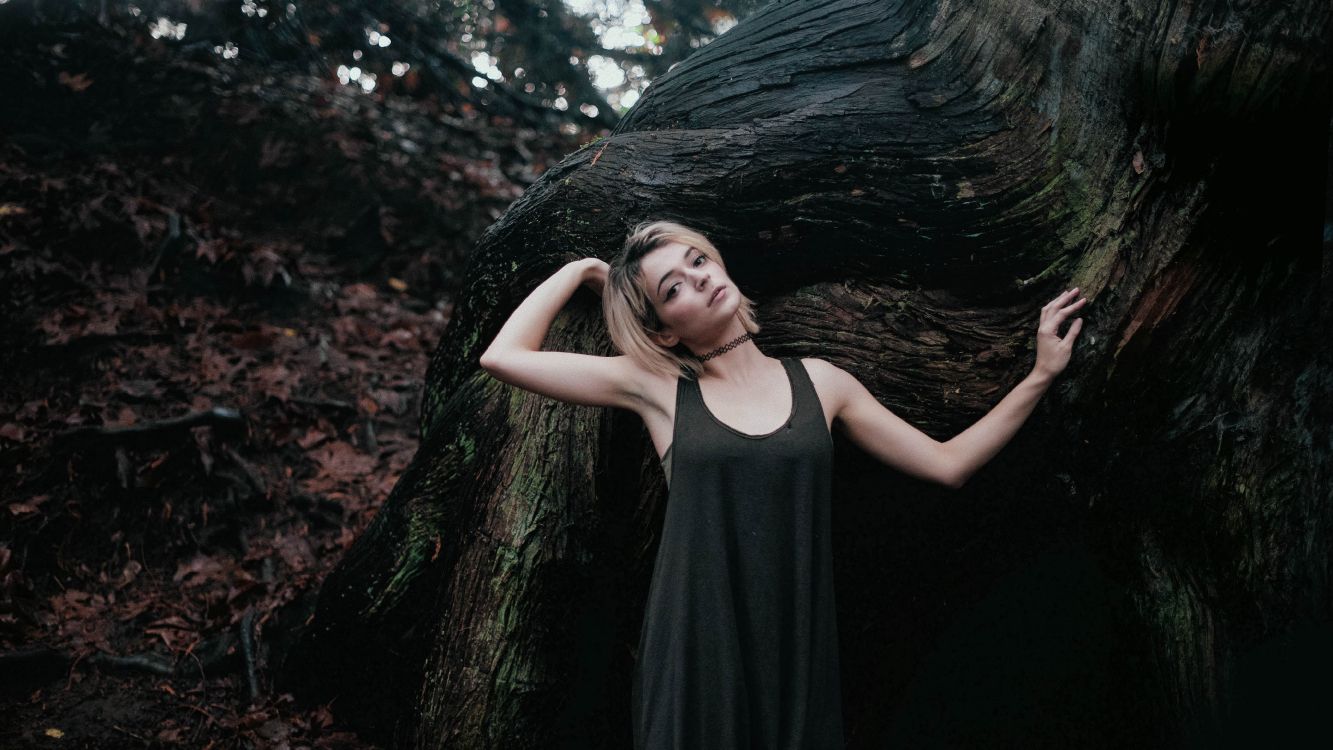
[280,0,1332,747]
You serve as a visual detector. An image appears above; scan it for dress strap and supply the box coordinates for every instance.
[784,356,834,446]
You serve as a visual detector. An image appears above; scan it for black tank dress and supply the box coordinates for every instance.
[632,357,845,749]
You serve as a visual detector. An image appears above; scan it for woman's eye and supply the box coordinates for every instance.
[693,255,705,266]
[666,284,678,300]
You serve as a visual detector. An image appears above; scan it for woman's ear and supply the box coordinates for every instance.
[649,329,680,348]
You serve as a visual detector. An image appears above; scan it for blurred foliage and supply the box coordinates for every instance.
[6,0,769,129]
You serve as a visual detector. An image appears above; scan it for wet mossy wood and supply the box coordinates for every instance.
[282,0,1332,747]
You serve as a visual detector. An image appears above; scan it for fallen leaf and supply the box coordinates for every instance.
[173,554,229,587]
[58,71,93,92]
[298,428,330,449]
[253,363,298,402]
[307,441,377,483]
[117,379,163,400]
[114,560,143,590]
[379,328,417,350]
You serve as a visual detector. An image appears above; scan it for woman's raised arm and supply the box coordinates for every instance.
[817,286,1088,489]
[937,287,1087,486]
[479,258,646,410]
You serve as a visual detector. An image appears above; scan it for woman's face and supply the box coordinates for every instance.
[637,240,739,348]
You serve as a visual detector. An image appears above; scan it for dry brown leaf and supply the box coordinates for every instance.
[58,71,93,92]
[307,440,377,483]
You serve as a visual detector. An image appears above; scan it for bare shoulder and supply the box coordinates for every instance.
[798,357,837,377]
[797,357,851,388]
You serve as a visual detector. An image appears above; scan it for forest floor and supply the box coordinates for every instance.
[1,21,589,749]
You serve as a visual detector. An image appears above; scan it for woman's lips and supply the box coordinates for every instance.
[709,286,726,306]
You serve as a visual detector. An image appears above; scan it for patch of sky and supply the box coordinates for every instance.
[149,16,188,40]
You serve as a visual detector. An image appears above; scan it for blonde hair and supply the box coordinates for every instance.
[603,219,761,380]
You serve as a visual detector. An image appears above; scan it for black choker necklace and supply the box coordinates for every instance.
[696,332,753,361]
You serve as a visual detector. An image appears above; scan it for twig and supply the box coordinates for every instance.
[5,633,241,688]
[223,445,267,495]
[238,609,261,704]
[112,724,150,742]
[193,628,239,672]
[88,651,175,676]
[288,395,357,414]
[52,407,245,454]
[145,210,184,281]
[181,701,219,727]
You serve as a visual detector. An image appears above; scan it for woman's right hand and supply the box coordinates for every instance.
[577,258,610,296]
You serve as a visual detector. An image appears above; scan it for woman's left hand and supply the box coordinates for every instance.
[1033,287,1088,380]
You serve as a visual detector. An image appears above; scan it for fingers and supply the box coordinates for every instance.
[1061,316,1083,345]
[1057,296,1089,321]
[1039,292,1087,345]
[1042,287,1084,314]
[1043,287,1080,311]
[1041,287,1089,330]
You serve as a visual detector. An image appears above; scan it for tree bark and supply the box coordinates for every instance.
[281,1,1333,747]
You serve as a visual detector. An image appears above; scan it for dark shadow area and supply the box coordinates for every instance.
[879,539,1151,749]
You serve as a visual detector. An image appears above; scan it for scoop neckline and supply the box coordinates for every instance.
[694,357,796,440]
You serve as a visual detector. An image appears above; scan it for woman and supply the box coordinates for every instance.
[479,220,1088,749]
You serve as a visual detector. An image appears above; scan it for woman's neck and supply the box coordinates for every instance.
[698,340,774,383]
